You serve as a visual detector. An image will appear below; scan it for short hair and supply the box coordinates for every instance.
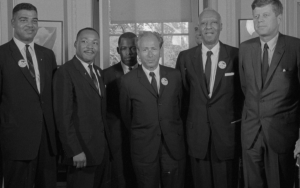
[76,27,99,40]
[135,31,163,50]
[251,0,283,16]
[13,3,37,16]
[118,32,137,46]
[198,8,222,24]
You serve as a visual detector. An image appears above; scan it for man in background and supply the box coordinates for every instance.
[240,0,300,187]
[0,3,57,187]
[195,26,202,45]
[103,32,138,188]
[120,31,186,188]
[176,8,242,188]
[54,28,110,188]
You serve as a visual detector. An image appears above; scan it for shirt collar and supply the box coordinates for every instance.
[121,61,138,73]
[260,33,279,51]
[202,42,220,56]
[13,37,35,52]
[142,64,160,77]
[76,55,94,69]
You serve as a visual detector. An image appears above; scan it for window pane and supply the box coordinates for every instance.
[163,22,188,34]
[163,35,189,68]
[109,23,136,34]
[110,36,120,66]
[136,23,162,33]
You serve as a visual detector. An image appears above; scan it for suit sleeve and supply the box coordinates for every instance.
[176,52,189,123]
[176,52,189,91]
[119,77,132,130]
[239,45,246,95]
[53,67,82,158]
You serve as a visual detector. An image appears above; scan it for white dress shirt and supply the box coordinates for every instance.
[121,61,138,74]
[260,33,279,66]
[76,55,101,95]
[142,64,160,92]
[202,42,220,98]
[14,37,41,93]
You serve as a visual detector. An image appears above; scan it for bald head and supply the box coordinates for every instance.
[198,8,222,49]
[198,8,222,25]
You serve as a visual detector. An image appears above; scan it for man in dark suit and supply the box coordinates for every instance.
[119,31,186,188]
[54,28,110,188]
[103,32,138,188]
[176,8,242,188]
[0,3,57,188]
[239,0,300,187]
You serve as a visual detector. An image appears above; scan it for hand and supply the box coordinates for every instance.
[294,139,300,158]
[73,152,87,168]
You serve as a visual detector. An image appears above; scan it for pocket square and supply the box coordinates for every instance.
[225,72,234,76]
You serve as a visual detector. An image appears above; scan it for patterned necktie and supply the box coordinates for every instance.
[149,72,158,95]
[25,45,35,78]
[262,43,269,87]
[205,51,213,94]
[88,64,101,95]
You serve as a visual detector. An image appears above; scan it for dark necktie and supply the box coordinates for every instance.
[129,67,133,71]
[149,72,158,95]
[25,45,35,78]
[88,64,101,95]
[262,43,269,87]
[205,51,213,94]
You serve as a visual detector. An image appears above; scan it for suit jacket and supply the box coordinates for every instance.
[239,33,300,153]
[0,39,57,160]
[176,42,242,160]
[54,56,110,166]
[103,62,125,156]
[119,65,185,163]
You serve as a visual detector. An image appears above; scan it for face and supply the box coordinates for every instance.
[194,26,202,45]
[253,4,281,42]
[12,10,38,44]
[198,10,222,49]
[75,30,99,64]
[117,38,137,67]
[137,34,161,71]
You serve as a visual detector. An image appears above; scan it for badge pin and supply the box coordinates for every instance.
[218,61,226,69]
[18,59,27,68]
[161,77,168,86]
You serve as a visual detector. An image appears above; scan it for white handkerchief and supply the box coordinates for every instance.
[225,72,234,76]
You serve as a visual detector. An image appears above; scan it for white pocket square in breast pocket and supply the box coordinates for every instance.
[225,72,234,76]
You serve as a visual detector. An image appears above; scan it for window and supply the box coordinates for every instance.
[109,22,189,68]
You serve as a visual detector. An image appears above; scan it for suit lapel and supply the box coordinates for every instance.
[35,45,45,94]
[191,46,209,98]
[73,56,100,96]
[137,66,158,98]
[115,63,124,79]
[251,39,262,90]
[264,33,285,86]
[159,65,167,96]
[9,40,39,94]
[212,42,230,94]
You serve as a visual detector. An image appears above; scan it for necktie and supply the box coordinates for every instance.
[262,43,269,87]
[25,45,35,78]
[129,67,133,71]
[205,51,213,94]
[88,64,101,95]
[149,72,158,95]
